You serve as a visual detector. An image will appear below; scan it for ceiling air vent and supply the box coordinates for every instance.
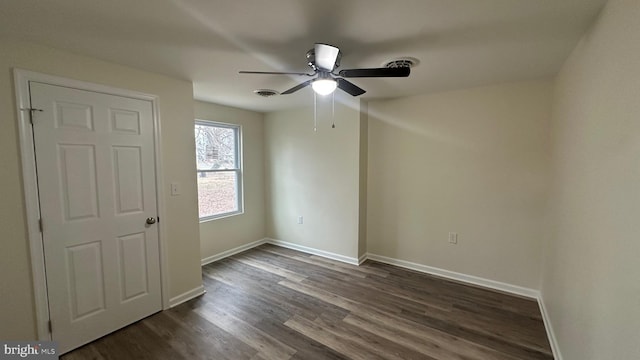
[382,57,419,69]
[253,89,280,97]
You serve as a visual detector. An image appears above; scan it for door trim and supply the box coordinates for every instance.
[14,69,170,340]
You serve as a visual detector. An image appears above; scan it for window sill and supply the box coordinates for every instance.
[199,210,244,223]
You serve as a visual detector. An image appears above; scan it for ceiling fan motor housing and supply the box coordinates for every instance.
[306,48,342,71]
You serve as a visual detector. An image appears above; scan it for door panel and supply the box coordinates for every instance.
[110,108,141,134]
[55,101,94,131]
[66,241,106,320]
[30,82,162,354]
[117,232,149,301]
[113,146,144,214]
[58,144,100,221]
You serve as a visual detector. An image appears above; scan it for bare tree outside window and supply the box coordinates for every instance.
[195,124,236,169]
[194,121,242,220]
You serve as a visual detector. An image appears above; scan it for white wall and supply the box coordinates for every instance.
[0,39,202,339]
[542,0,640,358]
[264,97,362,259]
[367,80,553,289]
[357,102,369,258]
[194,100,265,261]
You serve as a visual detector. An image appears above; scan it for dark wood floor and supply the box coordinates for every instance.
[63,244,553,359]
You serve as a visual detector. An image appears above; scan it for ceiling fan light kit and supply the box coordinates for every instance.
[240,43,411,97]
[311,72,337,95]
[311,79,337,96]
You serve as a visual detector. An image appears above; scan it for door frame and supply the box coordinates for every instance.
[14,69,171,340]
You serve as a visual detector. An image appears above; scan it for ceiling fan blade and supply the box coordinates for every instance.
[337,78,366,97]
[239,70,313,76]
[281,79,313,95]
[338,67,410,78]
[314,43,340,71]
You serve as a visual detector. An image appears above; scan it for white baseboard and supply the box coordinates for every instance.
[199,241,538,299]
[265,238,360,265]
[537,293,562,360]
[169,285,206,308]
[365,253,540,299]
[201,238,268,266]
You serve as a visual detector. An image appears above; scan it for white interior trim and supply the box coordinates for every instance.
[169,286,206,308]
[538,293,563,360]
[151,98,171,310]
[13,69,170,338]
[365,253,540,299]
[200,241,540,300]
[200,238,361,266]
[201,238,267,266]
[14,70,50,341]
[265,238,360,265]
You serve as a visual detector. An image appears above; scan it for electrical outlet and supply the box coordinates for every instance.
[448,232,458,244]
[297,216,303,224]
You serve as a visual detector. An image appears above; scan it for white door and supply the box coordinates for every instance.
[30,82,162,353]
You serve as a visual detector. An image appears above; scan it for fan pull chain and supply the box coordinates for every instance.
[331,92,336,128]
[313,91,317,132]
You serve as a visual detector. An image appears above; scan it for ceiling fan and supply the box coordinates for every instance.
[239,43,410,97]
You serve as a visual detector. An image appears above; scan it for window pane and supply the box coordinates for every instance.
[195,124,237,170]
[197,171,238,218]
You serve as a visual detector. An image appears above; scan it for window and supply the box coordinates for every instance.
[194,120,242,220]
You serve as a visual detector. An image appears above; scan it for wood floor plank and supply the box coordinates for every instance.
[280,277,520,360]
[278,278,361,312]
[141,312,243,360]
[366,261,542,318]
[344,312,518,360]
[233,252,308,282]
[254,319,349,360]
[203,263,349,322]
[397,308,553,360]
[194,301,297,360]
[93,319,183,360]
[260,248,368,279]
[308,255,391,278]
[313,313,430,360]
[305,271,445,316]
[284,315,388,360]
[63,245,553,360]
[310,269,455,313]
[162,304,258,360]
[60,343,103,360]
[252,247,361,283]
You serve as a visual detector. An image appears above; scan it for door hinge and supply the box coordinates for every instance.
[20,107,44,125]
[38,218,43,232]
[47,320,52,333]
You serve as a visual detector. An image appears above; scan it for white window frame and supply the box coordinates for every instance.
[195,119,243,221]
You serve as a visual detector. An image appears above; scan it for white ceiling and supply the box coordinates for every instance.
[1,0,606,112]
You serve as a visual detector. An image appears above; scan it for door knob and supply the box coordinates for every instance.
[146,217,157,225]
